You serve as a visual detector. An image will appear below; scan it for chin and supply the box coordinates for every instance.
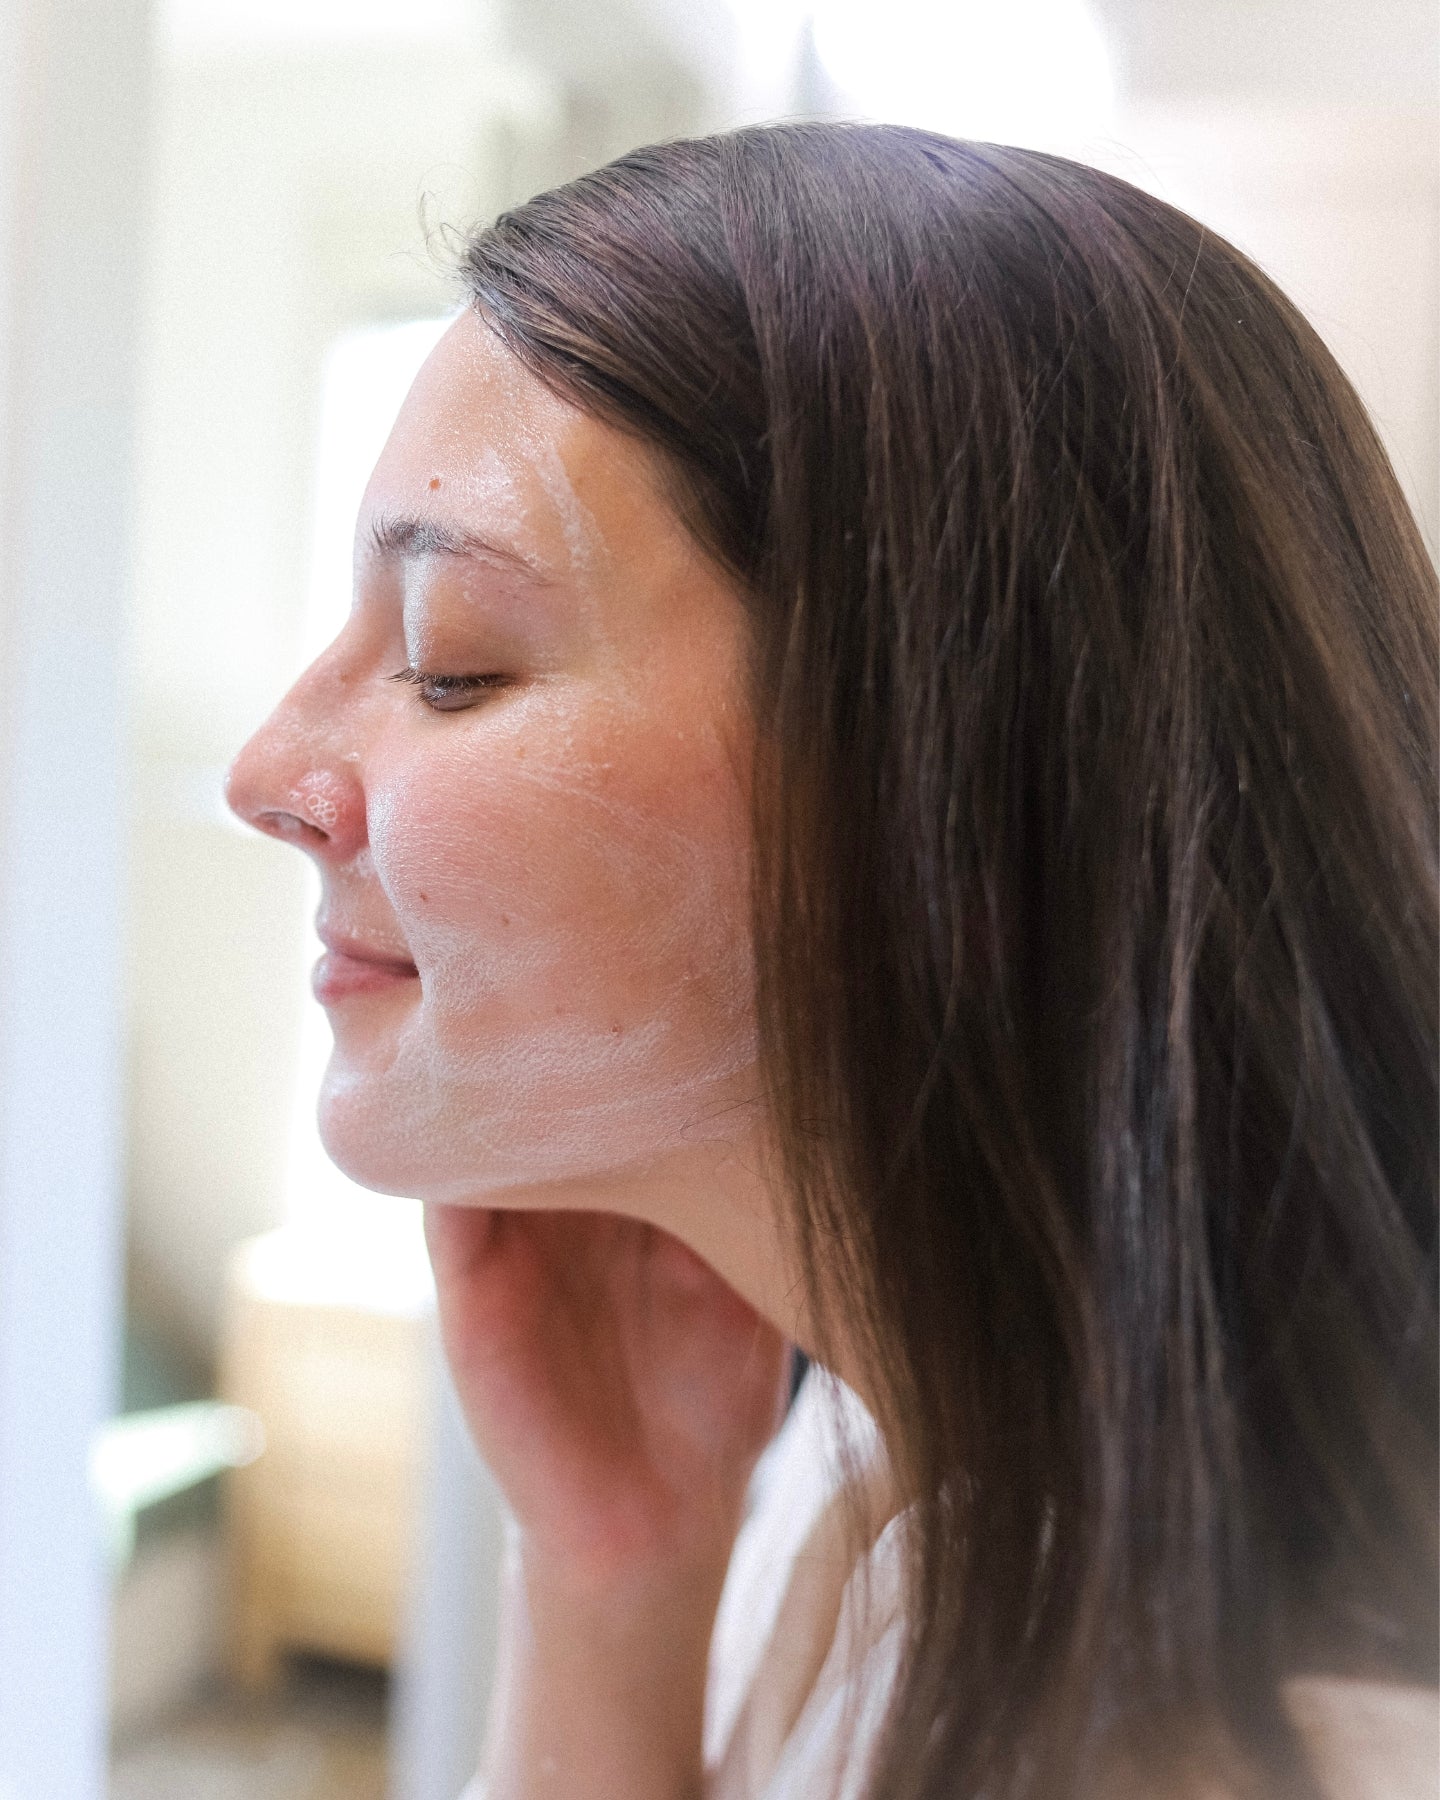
[314,1057,522,1204]
[314,1066,427,1199]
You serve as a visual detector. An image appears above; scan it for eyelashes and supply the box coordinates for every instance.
[389,667,512,714]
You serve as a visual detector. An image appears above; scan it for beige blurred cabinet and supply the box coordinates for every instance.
[218,1226,434,1685]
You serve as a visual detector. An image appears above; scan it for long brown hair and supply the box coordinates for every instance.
[459,123,1438,1799]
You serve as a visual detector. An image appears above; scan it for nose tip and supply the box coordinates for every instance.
[224,747,311,842]
[225,738,365,861]
[222,745,262,831]
[222,753,257,829]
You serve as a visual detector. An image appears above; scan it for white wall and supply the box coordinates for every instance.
[1096,0,1437,111]
[1094,0,1439,556]
[0,0,150,1793]
[1106,101,1439,558]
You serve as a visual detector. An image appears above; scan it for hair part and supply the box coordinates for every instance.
[461,122,1439,1800]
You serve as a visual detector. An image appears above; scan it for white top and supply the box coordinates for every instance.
[703,1367,903,1800]
[461,1369,1438,1799]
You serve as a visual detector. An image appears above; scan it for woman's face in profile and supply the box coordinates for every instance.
[226,310,762,1208]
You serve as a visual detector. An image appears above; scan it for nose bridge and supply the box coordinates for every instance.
[226,647,368,860]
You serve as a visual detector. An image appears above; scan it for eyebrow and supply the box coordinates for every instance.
[364,511,551,582]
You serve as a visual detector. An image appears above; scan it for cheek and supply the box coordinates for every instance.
[369,707,755,1052]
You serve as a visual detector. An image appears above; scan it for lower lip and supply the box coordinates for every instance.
[312,950,420,1004]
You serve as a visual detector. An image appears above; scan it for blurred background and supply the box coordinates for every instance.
[0,1,1434,1796]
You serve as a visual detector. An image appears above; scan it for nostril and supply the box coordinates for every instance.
[254,808,329,847]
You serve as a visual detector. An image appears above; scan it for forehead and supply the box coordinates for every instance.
[359,309,682,586]
[378,309,581,477]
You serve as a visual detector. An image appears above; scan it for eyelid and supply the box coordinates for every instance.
[389,667,511,713]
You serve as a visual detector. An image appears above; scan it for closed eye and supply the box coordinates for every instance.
[389,667,512,713]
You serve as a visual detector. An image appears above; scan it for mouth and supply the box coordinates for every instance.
[313,932,420,1005]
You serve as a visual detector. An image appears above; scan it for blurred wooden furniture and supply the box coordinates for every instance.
[218,1222,433,1685]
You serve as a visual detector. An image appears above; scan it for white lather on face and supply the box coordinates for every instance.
[228,309,766,1220]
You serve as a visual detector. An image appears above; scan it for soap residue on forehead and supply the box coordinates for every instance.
[532,436,605,583]
[449,327,608,589]
[449,441,524,532]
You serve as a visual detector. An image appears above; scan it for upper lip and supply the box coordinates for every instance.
[316,925,417,970]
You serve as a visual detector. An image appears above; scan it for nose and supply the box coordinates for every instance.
[225,670,367,866]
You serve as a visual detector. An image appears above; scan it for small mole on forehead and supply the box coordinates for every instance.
[428,476,441,491]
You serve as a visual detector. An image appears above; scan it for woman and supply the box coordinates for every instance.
[226,124,1438,1799]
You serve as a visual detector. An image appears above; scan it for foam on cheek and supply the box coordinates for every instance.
[356,696,761,1193]
[323,345,762,1198]
[381,673,747,988]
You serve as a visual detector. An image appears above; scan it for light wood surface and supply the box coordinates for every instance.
[218,1230,431,1686]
